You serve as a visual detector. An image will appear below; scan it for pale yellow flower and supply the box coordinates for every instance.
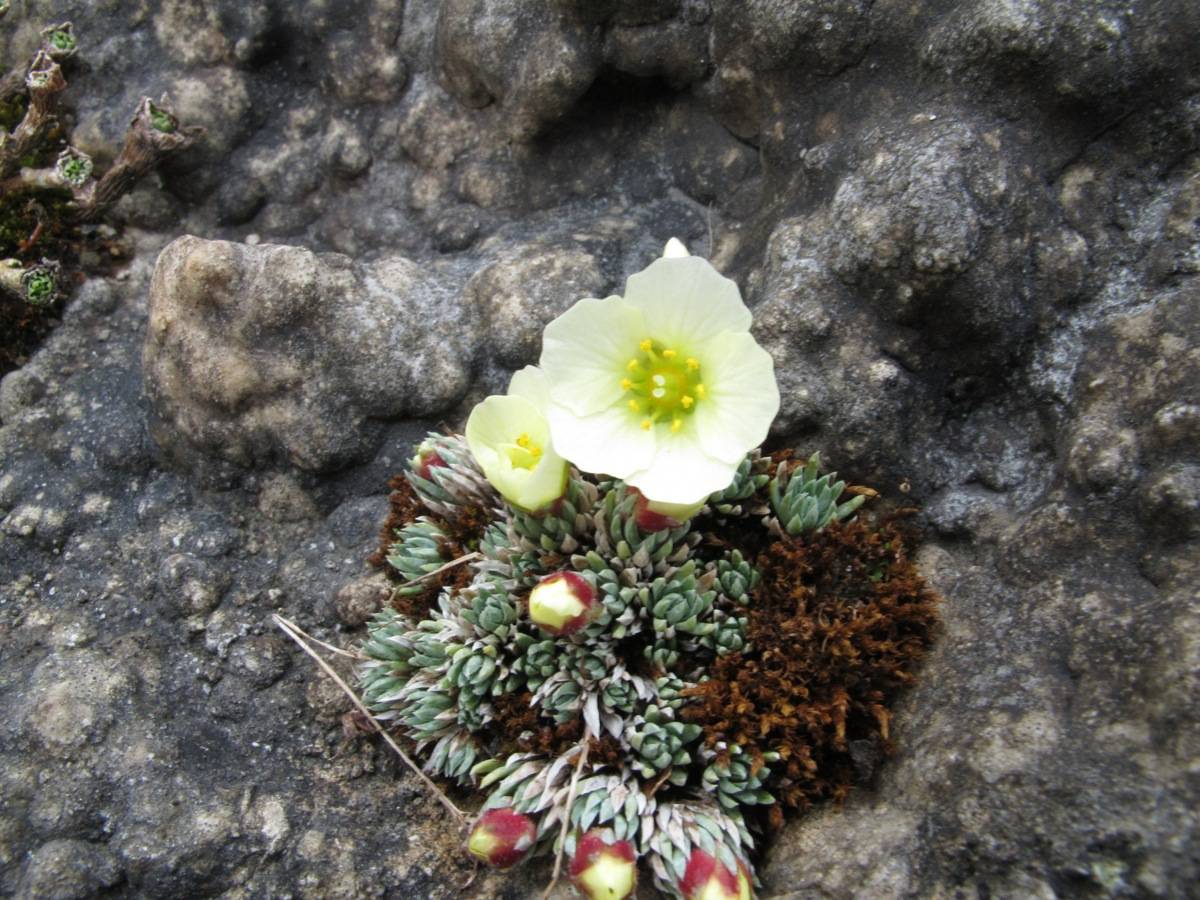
[539,241,779,505]
[465,366,567,512]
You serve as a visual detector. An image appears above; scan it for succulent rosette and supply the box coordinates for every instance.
[351,240,939,898]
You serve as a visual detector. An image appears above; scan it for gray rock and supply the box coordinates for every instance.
[21,650,135,754]
[15,839,121,900]
[335,574,391,628]
[0,370,46,423]
[143,236,476,471]
[157,553,228,618]
[711,0,872,74]
[0,0,1197,897]
[925,0,1200,107]
[434,0,601,136]
[466,243,609,367]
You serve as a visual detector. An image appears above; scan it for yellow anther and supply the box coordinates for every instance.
[627,358,640,371]
[639,339,653,352]
[628,398,641,412]
[620,377,633,391]
[671,418,682,433]
[680,395,694,409]
[695,383,706,398]
[640,419,652,430]
[686,357,699,371]
[662,348,677,359]
[516,433,531,448]
[530,445,542,458]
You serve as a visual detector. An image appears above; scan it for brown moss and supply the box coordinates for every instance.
[367,474,424,573]
[484,692,584,756]
[681,514,939,811]
[366,474,483,621]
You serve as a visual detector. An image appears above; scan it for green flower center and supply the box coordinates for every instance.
[24,269,55,306]
[148,103,177,134]
[48,30,75,52]
[621,338,705,433]
[501,432,543,470]
[58,155,92,185]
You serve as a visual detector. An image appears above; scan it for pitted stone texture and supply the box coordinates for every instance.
[466,244,609,368]
[1061,280,1200,514]
[143,236,475,471]
[924,0,1200,107]
[711,0,872,74]
[15,840,122,900]
[828,117,1044,371]
[435,0,602,136]
[21,650,136,755]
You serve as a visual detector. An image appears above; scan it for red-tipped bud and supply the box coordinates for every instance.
[630,487,704,533]
[679,849,752,900]
[409,441,447,481]
[527,571,598,636]
[569,830,638,900]
[466,808,537,870]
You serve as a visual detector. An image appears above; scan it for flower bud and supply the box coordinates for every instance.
[409,440,447,481]
[527,572,598,636]
[679,849,752,900]
[569,830,638,900]
[466,807,537,869]
[630,487,705,533]
[663,237,690,258]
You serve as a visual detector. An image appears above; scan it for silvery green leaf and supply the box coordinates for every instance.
[716,843,738,872]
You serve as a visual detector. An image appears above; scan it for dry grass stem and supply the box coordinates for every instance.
[541,741,590,900]
[273,613,467,825]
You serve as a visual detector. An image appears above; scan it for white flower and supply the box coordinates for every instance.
[465,366,568,512]
[539,240,779,505]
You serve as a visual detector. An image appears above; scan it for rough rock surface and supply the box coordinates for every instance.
[1,1,1198,898]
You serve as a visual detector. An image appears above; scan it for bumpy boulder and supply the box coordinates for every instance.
[143,237,476,471]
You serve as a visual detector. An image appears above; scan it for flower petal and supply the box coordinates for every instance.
[623,256,751,351]
[466,394,566,510]
[624,420,739,505]
[541,296,646,417]
[693,331,780,465]
[508,365,551,417]
[467,395,549,449]
[497,447,569,511]
[547,402,656,480]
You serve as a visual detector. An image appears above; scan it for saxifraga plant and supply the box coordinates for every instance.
[358,437,938,898]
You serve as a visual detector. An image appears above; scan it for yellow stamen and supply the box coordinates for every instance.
[620,377,633,391]
[662,348,677,359]
[680,395,694,409]
[628,399,641,412]
[627,359,639,371]
[695,384,706,398]
[530,445,542,457]
[516,433,531,448]
[686,357,699,371]
[639,339,653,352]
[640,419,652,430]
[671,418,682,433]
